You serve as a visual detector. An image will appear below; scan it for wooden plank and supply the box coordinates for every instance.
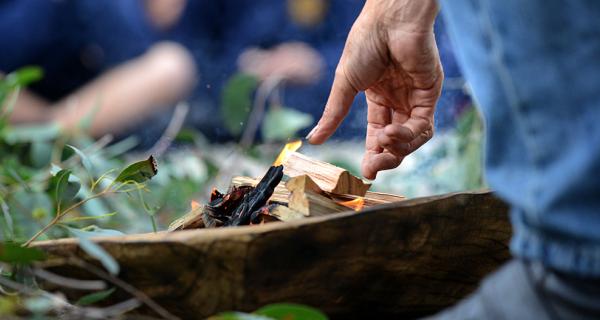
[34,191,511,319]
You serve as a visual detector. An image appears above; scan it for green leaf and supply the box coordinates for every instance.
[4,123,60,144]
[62,212,117,223]
[67,227,120,275]
[262,107,313,141]
[0,198,14,241]
[209,312,273,320]
[66,144,92,172]
[76,288,115,306]
[50,163,62,175]
[48,169,81,207]
[5,66,43,87]
[79,225,124,237]
[255,303,328,320]
[0,242,46,264]
[114,156,158,183]
[221,73,258,136]
[30,141,53,168]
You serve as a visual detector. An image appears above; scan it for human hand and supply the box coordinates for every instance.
[238,42,324,84]
[307,0,443,179]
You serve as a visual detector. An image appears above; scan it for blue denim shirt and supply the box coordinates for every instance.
[441,0,600,276]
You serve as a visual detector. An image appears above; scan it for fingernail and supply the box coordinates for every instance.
[305,124,319,140]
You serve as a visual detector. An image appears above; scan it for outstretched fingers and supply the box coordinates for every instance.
[307,65,358,144]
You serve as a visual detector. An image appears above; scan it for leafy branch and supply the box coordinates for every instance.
[23,156,158,247]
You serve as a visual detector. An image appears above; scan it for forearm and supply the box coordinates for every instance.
[7,89,52,123]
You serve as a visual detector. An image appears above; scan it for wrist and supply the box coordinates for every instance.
[364,0,438,33]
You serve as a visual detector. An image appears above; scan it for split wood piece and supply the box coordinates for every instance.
[286,175,348,216]
[282,151,371,196]
[328,191,406,207]
[248,204,306,224]
[231,176,405,208]
[265,204,305,221]
[168,206,204,231]
[248,204,282,225]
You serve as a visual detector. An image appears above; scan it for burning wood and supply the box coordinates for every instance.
[272,139,302,166]
[169,166,283,230]
[338,197,365,211]
[230,176,404,208]
[169,142,405,231]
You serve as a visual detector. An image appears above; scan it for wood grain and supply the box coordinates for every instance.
[282,151,371,196]
[34,190,511,319]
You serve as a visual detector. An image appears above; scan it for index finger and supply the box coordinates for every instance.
[307,66,358,144]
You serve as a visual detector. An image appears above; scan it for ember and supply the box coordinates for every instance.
[202,165,283,227]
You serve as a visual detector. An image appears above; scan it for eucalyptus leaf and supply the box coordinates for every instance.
[4,123,60,144]
[254,303,328,320]
[62,212,117,223]
[67,227,120,275]
[115,156,158,183]
[67,144,92,172]
[79,225,124,237]
[5,66,43,87]
[262,107,313,141]
[0,242,46,264]
[48,169,81,207]
[0,198,14,241]
[76,288,115,306]
[50,163,62,175]
[209,312,273,320]
[221,73,258,136]
[30,141,53,168]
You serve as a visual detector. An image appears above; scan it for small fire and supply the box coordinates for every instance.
[190,200,201,210]
[338,197,365,211]
[273,140,302,166]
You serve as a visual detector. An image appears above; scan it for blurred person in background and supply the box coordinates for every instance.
[0,0,196,138]
[178,0,470,141]
[308,0,600,319]
[1,0,471,147]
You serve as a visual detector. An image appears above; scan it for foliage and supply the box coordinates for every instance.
[210,303,328,320]
[0,242,45,264]
[76,288,115,306]
[221,73,259,136]
[0,67,216,318]
[262,107,313,141]
[0,65,484,318]
[221,72,314,142]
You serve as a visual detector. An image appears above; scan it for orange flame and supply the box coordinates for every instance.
[338,197,365,211]
[190,200,201,210]
[273,140,302,166]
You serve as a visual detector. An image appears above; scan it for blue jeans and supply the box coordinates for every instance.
[440,0,600,277]
[425,259,600,319]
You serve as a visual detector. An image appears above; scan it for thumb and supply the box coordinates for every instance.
[307,66,358,144]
